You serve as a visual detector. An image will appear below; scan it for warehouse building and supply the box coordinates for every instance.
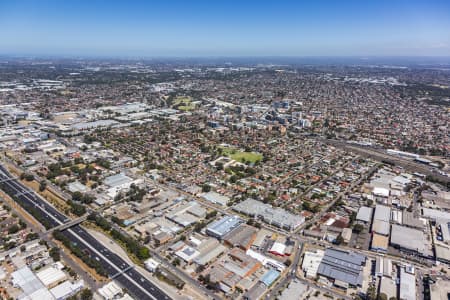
[390,224,433,258]
[202,191,230,206]
[435,244,450,264]
[36,262,67,288]
[371,233,389,252]
[356,206,373,223]
[233,198,304,231]
[317,248,366,288]
[372,205,391,236]
[11,266,54,300]
[302,249,325,279]
[50,280,84,300]
[206,215,243,239]
[400,266,416,300]
[223,224,257,250]
[422,208,450,223]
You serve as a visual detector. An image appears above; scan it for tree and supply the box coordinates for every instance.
[72,191,83,202]
[20,173,34,181]
[172,258,181,266]
[335,234,345,245]
[378,293,388,300]
[8,224,20,234]
[80,289,93,300]
[202,184,211,193]
[284,259,292,267]
[205,210,217,219]
[49,247,61,261]
[352,224,364,234]
[39,180,47,192]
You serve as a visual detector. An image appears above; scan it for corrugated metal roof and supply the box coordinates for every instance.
[372,219,390,235]
[260,269,280,286]
[317,248,366,286]
[374,205,391,222]
[356,206,373,222]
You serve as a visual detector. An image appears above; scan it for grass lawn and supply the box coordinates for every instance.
[220,147,263,163]
[173,96,196,111]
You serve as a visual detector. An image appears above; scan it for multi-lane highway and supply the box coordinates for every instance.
[0,164,171,300]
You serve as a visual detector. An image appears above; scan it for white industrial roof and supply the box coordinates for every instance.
[12,266,46,296]
[104,173,133,187]
[391,224,427,254]
[19,287,54,300]
[373,187,390,197]
[175,246,200,262]
[372,219,390,236]
[36,264,66,287]
[400,268,416,300]
[422,208,450,222]
[50,280,84,300]
[302,250,324,278]
[246,249,285,271]
[374,204,391,222]
[269,242,286,255]
[202,191,230,206]
[356,206,373,222]
[144,258,160,270]
[98,281,122,299]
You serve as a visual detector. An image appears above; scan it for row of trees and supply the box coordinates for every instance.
[0,180,53,229]
[53,230,107,277]
[88,213,150,261]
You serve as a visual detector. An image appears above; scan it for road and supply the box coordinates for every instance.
[107,219,220,300]
[266,242,303,299]
[0,189,100,290]
[0,164,171,300]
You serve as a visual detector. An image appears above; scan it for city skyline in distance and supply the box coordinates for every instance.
[1,0,450,57]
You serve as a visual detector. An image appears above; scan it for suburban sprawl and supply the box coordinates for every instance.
[0,57,449,300]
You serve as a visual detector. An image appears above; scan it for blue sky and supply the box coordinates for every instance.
[1,0,449,57]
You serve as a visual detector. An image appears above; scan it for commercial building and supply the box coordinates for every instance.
[435,243,450,264]
[144,258,160,272]
[103,173,140,198]
[202,191,230,206]
[36,262,67,287]
[268,242,287,257]
[356,206,373,223]
[11,266,54,300]
[98,281,126,299]
[175,245,200,263]
[206,215,243,239]
[246,249,286,272]
[302,249,324,278]
[49,280,84,300]
[400,267,416,300]
[372,205,391,236]
[259,269,280,287]
[317,248,366,288]
[390,224,433,258]
[193,243,227,267]
[371,233,389,252]
[233,198,305,231]
[208,248,262,293]
[402,211,425,229]
[223,224,257,250]
[69,119,119,131]
[422,208,450,223]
